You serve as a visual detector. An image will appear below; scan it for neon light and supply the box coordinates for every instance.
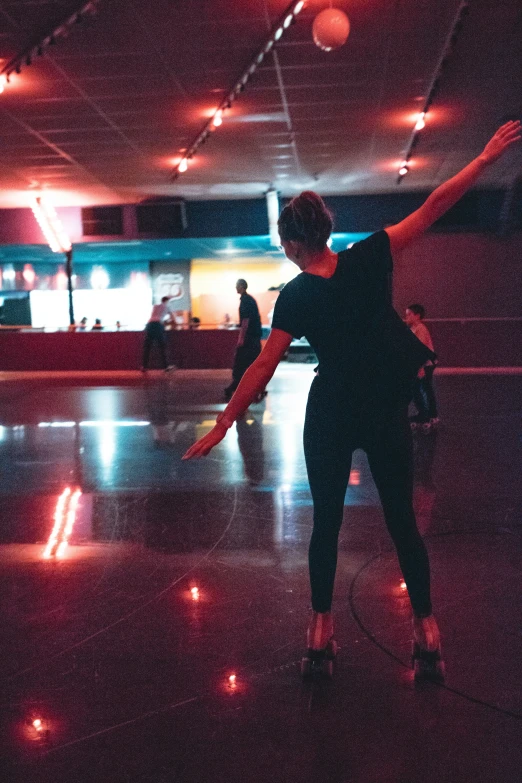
[43,487,71,559]
[31,195,72,253]
[43,487,81,559]
[294,1,304,13]
[56,489,81,559]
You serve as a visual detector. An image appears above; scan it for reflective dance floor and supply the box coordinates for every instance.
[0,365,521,782]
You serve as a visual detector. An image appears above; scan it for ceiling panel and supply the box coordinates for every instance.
[0,0,518,206]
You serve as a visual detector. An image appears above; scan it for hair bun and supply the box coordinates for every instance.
[278,191,333,251]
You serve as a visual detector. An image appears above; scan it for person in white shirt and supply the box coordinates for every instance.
[141,296,175,371]
[405,304,438,431]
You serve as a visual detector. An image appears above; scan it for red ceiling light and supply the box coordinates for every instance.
[396,0,470,185]
[171,0,307,180]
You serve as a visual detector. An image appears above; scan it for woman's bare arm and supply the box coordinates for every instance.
[385,120,521,256]
[182,328,293,459]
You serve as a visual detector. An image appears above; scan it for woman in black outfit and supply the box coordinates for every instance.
[183,121,520,680]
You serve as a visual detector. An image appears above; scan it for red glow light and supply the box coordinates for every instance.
[190,586,200,601]
[43,487,82,559]
[228,674,237,687]
[400,580,407,591]
[349,470,360,486]
[414,112,426,131]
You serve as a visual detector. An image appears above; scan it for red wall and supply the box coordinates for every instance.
[0,329,238,371]
[394,232,522,318]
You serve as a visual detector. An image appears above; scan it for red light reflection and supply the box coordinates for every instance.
[43,487,82,559]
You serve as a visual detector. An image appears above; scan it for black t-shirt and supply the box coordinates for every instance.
[239,292,262,341]
[272,231,434,410]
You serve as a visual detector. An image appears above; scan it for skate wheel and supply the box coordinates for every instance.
[301,657,312,680]
[322,659,334,679]
[326,639,338,659]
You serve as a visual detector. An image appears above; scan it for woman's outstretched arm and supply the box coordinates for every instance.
[182,328,293,459]
[385,120,521,256]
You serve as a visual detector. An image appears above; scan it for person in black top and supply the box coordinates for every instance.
[224,279,265,401]
[183,121,520,681]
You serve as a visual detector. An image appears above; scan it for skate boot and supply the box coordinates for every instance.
[412,614,445,683]
[301,611,338,680]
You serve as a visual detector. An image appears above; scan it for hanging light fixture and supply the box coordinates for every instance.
[171,1,307,180]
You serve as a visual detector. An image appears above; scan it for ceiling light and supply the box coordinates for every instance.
[398,165,409,176]
[414,112,426,131]
[31,195,72,253]
[170,1,305,182]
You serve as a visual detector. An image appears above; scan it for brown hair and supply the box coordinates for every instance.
[278,191,333,251]
[407,303,426,319]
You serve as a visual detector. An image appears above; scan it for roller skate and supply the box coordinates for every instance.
[301,611,338,680]
[412,614,445,683]
[409,416,421,432]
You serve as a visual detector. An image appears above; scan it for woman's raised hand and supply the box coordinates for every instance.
[182,423,228,460]
[480,120,521,165]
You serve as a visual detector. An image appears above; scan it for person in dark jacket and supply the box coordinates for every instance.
[224,279,265,401]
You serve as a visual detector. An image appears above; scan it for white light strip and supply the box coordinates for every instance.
[32,196,72,253]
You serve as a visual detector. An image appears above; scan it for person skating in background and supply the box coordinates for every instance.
[184,120,520,683]
[224,279,266,402]
[405,304,439,432]
[141,296,175,372]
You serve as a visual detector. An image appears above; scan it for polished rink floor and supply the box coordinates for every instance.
[0,366,521,783]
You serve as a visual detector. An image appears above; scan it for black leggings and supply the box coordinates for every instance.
[412,365,438,422]
[303,377,432,618]
[142,322,168,369]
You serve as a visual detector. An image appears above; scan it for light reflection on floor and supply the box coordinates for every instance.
[0,366,521,782]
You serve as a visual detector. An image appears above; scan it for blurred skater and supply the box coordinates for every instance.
[405,304,439,432]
